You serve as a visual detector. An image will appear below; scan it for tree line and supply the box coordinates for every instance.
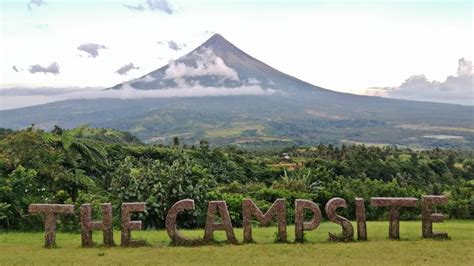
[0,126,472,231]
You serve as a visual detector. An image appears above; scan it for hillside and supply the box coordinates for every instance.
[0,34,473,149]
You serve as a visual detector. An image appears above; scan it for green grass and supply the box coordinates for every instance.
[1,221,473,265]
[206,123,266,138]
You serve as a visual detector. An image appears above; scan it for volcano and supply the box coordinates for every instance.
[1,34,473,148]
[108,33,327,95]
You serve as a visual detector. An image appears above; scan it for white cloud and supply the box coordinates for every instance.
[457,58,473,77]
[1,87,94,96]
[1,2,472,93]
[102,83,276,99]
[0,82,278,110]
[116,63,140,75]
[167,40,181,51]
[27,0,45,11]
[28,62,60,75]
[76,84,276,101]
[124,0,174,14]
[246,78,261,85]
[164,48,239,81]
[77,43,107,58]
[365,58,473,105]
[124,4,145,11]
[0,87,100,110]
[158,40,186,51]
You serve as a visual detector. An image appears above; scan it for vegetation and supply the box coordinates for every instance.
[1,94,473,150]
[0,221,473,265]
[0,126,473,231]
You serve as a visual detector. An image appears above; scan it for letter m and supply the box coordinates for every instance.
[242,198,286,243]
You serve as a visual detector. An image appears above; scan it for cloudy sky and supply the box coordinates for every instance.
[1,0,473,108]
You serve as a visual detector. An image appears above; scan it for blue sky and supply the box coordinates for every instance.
[0,0,472,106]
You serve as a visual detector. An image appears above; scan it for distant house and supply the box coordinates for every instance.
[281,153,290,162]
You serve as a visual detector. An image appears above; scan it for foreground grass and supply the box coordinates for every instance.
[1,221,473,265]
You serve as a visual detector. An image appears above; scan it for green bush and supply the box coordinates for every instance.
[1,127,473,231]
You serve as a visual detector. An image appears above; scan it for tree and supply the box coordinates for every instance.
[52,125,64,135]
[43,125,108,168]
[172,136,180,147]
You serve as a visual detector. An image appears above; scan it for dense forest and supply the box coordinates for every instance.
[0,126,473,231]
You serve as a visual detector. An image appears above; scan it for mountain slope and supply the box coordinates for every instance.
[1,34,473,148]
[109,34,328,95]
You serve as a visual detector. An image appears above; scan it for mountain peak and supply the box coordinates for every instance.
[200,33,237,53]
[109,32,327,94]
[209,33,225,40]
[206,33,227,43]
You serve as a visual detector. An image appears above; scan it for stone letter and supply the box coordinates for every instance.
[355,198,367,240]
[166,199,203,246]
[422,195,448,239]
[242,198,287,243]
[295,199,322,243]
[203,201,237,244]
[325,198,353,242]
[121,202,145,246]
[80,203,114,247]
[28,204,75,248]
[371,197,417,239]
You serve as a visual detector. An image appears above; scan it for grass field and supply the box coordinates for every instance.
[1,221,473,265]
[205,123,266,138]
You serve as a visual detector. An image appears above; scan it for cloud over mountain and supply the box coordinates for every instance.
[78,43,107,58]
[366,58,473,105]
[28,62,60,75]
[0,84,276,110]
[110,83,276,98]
[164,48,239,81]
[116,63,140,75]
[135,75,156,83]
